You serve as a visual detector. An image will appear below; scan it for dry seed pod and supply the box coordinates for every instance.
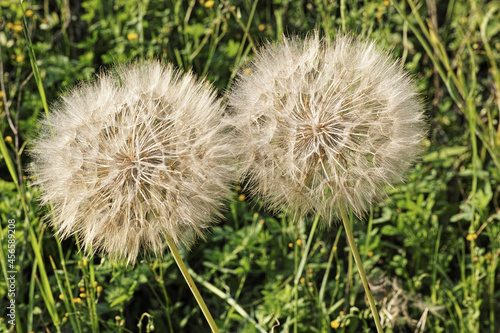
[228,32,426,220]
[32,61,236,264]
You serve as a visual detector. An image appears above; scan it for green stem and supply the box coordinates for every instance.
[340,208,383,333]
[293,212,321,333]
[165,236,219,333]
[340,0,346,33]
[319,229,342,304]
[188,267,267,333]
[155,261,174,332]
[294,213,321,284]
[294,224,299,333]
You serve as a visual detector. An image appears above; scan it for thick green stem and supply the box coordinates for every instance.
[340,208,383,333]
[165,236,219,333]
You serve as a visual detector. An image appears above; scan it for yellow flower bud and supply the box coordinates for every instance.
[127,32,138,41]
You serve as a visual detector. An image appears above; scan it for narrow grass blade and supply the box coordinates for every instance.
[49,256,81,333]
[29,225,61,330]
[188,267,267,333]
[19,0,49,117]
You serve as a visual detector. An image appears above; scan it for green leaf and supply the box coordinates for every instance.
[109,294,130,307]
[423,146,468,162]
[381,225,399,236]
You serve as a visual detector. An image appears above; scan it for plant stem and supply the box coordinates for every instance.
[293,213,321,332]
[188,267,267,333]
[294,212,321,284]
[340,208,383,333]
[340,0,346,33]
[294,222,299,333]
[165,236,220,333]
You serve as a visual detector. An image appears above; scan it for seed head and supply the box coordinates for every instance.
[228,32,426,220]
[31,61,235,264]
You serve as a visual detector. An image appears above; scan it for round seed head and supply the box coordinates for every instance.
[228,32,427,220]
[31,61,236,264]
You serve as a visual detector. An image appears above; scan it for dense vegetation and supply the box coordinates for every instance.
[0,0,499,332]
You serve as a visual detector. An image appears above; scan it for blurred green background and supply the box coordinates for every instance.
[0,0,499,332]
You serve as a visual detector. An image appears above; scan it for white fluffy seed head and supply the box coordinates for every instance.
[31,61,236,264]
[228,32,427,221]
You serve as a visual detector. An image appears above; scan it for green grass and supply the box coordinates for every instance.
[1,0,499,332]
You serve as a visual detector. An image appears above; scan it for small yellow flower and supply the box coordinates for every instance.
[466,233,478,241]
[243,68,251,74]
[127,32,138,41]
[16,55,24,63]
[93,281,98,287]
[485,253,492,261]
[26,9,34,17]
[258,24,265,31]
[5,136,13,143]
[383,0,390,6]
[238,194,246,201]
[259,219,265,225]
[79,287,85,292]
[296,239,302,247]
[376,13,383,19]
[288,242,293,248]
[473,256,479,263]
[300,277,305,284]
[367,251,373,258]
[13,24,23,33]
[62,317,68,323]
[7,22,14,29]
[83,258,88,266]
[204,0,214,8]
[79,293,86,298]
[339,311,344,316]
[58,294,64,300]
[73,297,82,304]
[0,91,4,99]
[253,212,259,218]
[235,185,242,191]
[331,320,340,329]
[97,286,103,293]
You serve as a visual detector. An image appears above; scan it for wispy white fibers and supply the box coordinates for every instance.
[32,61,236,264]
[228,32,426,220]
